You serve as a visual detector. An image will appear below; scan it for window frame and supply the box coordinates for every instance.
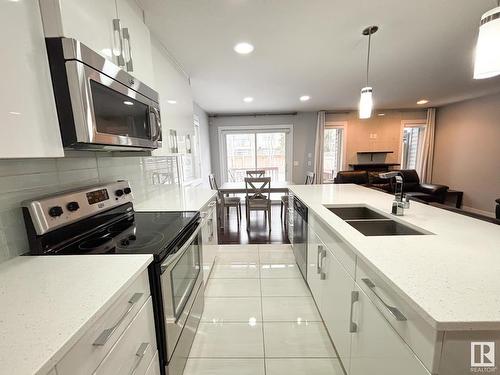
[323,121,347,180]
[400,119,427,171]
[218,124,294,183]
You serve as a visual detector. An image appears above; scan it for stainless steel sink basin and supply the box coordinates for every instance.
[345,219,427,236]
[325,205,430,236]
[327,206,387,220]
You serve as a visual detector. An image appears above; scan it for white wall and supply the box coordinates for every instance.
[209,112,317,184]
[433,92,500,215]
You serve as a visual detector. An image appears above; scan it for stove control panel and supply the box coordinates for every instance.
[22,181,133,235]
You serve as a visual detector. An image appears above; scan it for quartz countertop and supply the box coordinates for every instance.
[289,184,500,330]
[0,254,153,375]
[135,185,217,212]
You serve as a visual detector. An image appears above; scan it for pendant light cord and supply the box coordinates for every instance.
[366,29,372,87]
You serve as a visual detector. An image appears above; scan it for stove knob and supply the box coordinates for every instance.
[66,201,80,212]
[48,206,63,217]
[121,239,130,246]
[115,189,124,197]
[124,187,132,195]
[128,234,137,241]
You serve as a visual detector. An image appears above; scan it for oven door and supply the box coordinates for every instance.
[160,222,203,361]
[65,60,161,149]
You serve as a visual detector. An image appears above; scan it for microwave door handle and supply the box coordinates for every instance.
[151,107,162,141]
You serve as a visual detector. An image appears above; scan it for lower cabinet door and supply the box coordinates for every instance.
[306,230,323,308]
[350,285,431,375]
[321,248,355,368]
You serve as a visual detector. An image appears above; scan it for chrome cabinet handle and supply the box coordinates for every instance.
[122,27,134,72]
[362,278,407,321]
[208,218,213,241]
[112,19,125,67]
[316,245,326,274]
[93,293,143,346]
[349,290,359,333]
[129,342,150,375]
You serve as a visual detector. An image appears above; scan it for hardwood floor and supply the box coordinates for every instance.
[217,203,290,245]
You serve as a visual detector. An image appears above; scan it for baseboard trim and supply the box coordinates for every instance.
[462,205,495,218]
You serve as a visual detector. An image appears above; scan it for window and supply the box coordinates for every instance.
[323,123,346,182]
[220,126,293,182]
[401,122,426,170]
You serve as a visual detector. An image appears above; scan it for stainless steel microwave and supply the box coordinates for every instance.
[46,38,161,151]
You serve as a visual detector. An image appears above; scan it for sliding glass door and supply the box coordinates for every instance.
[220,126,292,183]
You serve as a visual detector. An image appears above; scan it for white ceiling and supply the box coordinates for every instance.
[139,0,500,114]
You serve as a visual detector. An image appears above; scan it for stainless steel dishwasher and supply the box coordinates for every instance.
[292,196,308,280]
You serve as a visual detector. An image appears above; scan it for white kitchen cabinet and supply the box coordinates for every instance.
[306,230,323,305]
[39,0,154,87]
[321,246,355,367]
[349,284,431,375]
[0,0,64,158]
[307,228,354,369]
[201,199,218,284]
[151,38,194,156]
[115,0,155,86]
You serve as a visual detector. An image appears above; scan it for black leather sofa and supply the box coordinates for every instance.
[334,169,449,204]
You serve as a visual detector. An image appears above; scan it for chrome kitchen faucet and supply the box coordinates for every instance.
[379,171,410,216]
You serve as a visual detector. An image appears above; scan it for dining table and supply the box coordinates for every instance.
[218,181,291,195]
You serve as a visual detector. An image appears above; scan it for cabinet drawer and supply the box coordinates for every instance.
[350,284,431,375]
[94,298,157,375]
[309,212,356,277]
[57,270,150,375]
[145,351,161,375]
[356,260,442,373]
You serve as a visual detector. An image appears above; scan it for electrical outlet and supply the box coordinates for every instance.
[308,161,312,166]
[294,161,299,166]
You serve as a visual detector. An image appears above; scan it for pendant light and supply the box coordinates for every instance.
[359,26,378,119]
[474,1,500,79]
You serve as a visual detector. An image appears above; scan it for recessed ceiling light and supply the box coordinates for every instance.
[234,42,254,55]
[8,111,21,115]
[299,95,311,102]
[377,113,385,116]
[123,101,134,106]
[243,97,254,103]
[417,99,429,105]
[167,100,177,104]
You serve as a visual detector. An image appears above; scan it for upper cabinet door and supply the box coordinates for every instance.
[39,0,154,86]
[39,0,118,63]
[115,0,155,87]
[0,0,63,158]
[150,38,194,156]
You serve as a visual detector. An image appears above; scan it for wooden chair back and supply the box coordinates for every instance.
[244,177,271,202]
[305,172,315,185]
[246,170,266,178]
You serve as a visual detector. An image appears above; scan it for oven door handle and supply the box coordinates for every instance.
[160,223,201,273]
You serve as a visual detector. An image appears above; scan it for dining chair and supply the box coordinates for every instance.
[244,177,272,232]
[281,172,315,224]
[246,170,266,178]
[209,174,242,227]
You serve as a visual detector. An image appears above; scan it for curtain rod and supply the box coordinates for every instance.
[209,112,298,118]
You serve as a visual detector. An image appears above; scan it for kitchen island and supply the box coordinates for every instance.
[289,183,500,375]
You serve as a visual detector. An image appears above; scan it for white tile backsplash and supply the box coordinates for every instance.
[0,153,179,262]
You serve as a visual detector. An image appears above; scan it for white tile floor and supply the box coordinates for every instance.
[185,244,345,375]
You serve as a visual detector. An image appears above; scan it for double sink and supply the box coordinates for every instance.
[326,206,429,236]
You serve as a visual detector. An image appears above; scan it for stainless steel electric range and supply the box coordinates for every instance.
[22,180,203,375]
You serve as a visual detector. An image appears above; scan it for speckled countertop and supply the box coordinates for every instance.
[135,185,217,212]
[289,184,500,331]
[0,254,153,375]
